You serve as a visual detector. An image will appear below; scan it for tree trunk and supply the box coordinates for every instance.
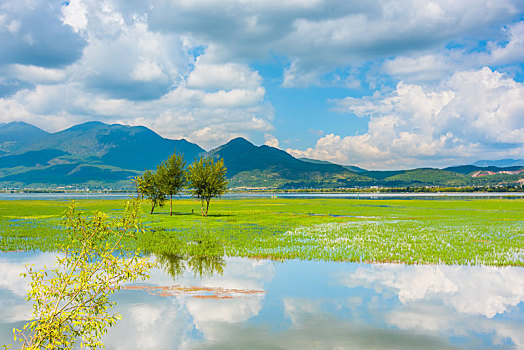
[170,195,173,216]
[150,202,155,214]
[205,199,210,217]
[201,199,205,216]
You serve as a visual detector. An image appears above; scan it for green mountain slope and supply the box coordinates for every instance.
[361,170,405,180]
[208,138,347,177]
[443,165,524,174]
[381,168,469,186]
[0,121,522,189]
[0,121,49,154]
[473,159,524,167]
[0,121,204,187]
[22,121,204,170]
[299,157,366,173]
[206,137,370,187]
[0,149,67,168]
[0,163,138,187]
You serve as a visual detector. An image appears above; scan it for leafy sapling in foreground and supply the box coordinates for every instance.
[186,157,228,217]
[13,201,154,349]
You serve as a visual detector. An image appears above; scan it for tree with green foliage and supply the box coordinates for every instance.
[140,169,166,214]
[186,157,228,217]
[156,152,186,216]
[12,201,154,349]
[132,175,145,199]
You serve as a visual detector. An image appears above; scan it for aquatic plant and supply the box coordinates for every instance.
[0,197,523,266]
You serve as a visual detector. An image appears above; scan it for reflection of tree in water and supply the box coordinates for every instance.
[187,254,225,277]
[157,252,225,279]
[156,252,186,278]
[156,232,225,279]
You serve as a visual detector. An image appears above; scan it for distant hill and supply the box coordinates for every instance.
[380,168,469,187]
[0,163,138,187]
[0,121,523,189]
[0,149,67,168]
[361,170,405,180]
[0,121,204,187]
[206,138,369,187]
[472,159,524,167]
[209,138,348,177]
[22,121,205,170]
[0,121,49,154]
[299,157,366,173]
[443,165,524,174]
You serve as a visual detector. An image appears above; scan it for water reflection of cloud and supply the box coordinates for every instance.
[103,297,197,350]
[0,254,275,349]
[386,302,524,348]
[284,298,323,327]
[105,257,275,349]
[0,253,59,297]
[0,253,62,327]
[341,264,524,318]
[181,258,273,343]
[340,264,524,349]
[186,298,264,342]
[3,253,522,349]
[197,299,456,350]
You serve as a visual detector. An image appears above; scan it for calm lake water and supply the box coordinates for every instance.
[1,252,523,349]
[1,192,523,200]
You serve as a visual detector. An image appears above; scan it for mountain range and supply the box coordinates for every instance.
[0,121,203,188]
[0,121,523,189]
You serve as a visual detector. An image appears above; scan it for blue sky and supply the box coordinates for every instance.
[0,0,523,169]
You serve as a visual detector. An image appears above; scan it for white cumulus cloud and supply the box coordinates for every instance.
[0,0,275,149]
[264,134,280,148]
[287,67,524,169]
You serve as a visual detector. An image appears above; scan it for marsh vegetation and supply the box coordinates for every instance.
[1,197,522,266]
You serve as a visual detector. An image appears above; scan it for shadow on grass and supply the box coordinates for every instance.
[149,212,192,216]
[204,213,234,218]
[149,212,234,217]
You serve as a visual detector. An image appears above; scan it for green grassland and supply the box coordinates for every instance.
[0,197,523,266]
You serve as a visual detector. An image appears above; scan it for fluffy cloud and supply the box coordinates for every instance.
[0,0,85,70]
[187,61,262,90]
[0,0,85,96]
[264,134,280,148]
[488,21,524,68]
[147,0,520,86]
[0,254,274,349]
[0,0,274,148]
[68,2,191,101]
[0,80,274,149]
[382,54,456,83]
[287,67,524,169]
[341,263,524,319]
[383,21,524,83]
[339,263,524,347]
[1,0,523,153]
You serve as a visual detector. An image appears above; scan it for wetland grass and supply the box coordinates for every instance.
[0,198,522,266]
